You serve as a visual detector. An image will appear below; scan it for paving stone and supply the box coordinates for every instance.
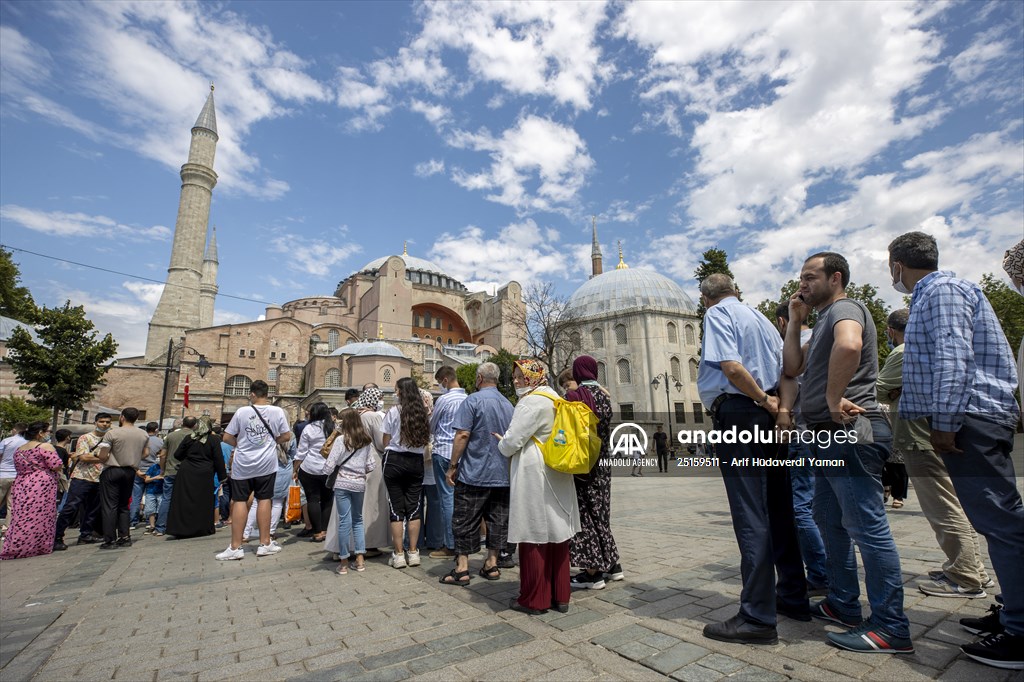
[727,665,791,681]
[348,666,411,682]
[547,609,604,631]
[644,641,709,675]
[422,629,488,652]
[638,631,682,651]
[669,663,725,682]
[591,624,655,649]
[406,645,478,674]
[610,640,660,662]
[467,629,532,655]
[698,652,748,674]
[361,644,431,671]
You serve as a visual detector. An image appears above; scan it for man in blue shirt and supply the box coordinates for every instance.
[889,231,1023,670]
[439,362,514,586]
[697,274,806,646]
[429,365,468,558]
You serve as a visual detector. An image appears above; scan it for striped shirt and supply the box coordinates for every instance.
[900,270,1020,431]
[429,388,467,460]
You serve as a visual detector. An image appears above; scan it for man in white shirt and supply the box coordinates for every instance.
[429,366,467,558]
[219,380,292,560]
[0,422,28,533]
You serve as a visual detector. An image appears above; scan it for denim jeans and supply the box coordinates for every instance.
[334,488,366,558]
[789,441,828,588]
[129,473,146,524]
[432,454,455,550]
[155,475,175,533]
[940,415,1024,636]
[812,417,910,638]
[143,492,161,522]
[422,484,445,549]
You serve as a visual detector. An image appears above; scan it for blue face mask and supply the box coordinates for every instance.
[885,332,895,350]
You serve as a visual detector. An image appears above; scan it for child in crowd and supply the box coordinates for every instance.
[142,463,163,534]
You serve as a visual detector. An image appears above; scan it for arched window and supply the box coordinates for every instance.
[346,337,357,345]
[328,329,340,352]
[597,362,607,386]
[667,322,678,344]
[689,358,699,382]
[310,334,321,344]
[570,331,581,349]
[617,359,631,384]
[685,325,696,346]
[267,368,278,382]
[591,327,604,348]
[615,324,627,345]
[382,366,394,384]
[324,368,341,388]
[670,356,681,381]
[225,375,251,397]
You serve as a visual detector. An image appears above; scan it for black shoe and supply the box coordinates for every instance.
[605,563,625,581]
[552,603,569,613]
[508,598,546,615]
[99,542,118,550]
[496,554,516,569]
[703,614,778,645]
[76,535,98,545]
[776,598,812,622]
[296,528,314,537]
[53,541,68,551]
[116,537,132,547]
[570,571,606,590]
[961,604,1005,636]
[960,632,1024,670]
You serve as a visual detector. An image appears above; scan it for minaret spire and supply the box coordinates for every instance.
[616,240,629,270]
[590,215,603,278]
[403,241,408,256]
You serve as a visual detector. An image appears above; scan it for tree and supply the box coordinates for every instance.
[490,348,520,404]
[845,283,892,366]
[456,363,478,395]
[693,248,741,329]
[755,279,801,323]
[982,273,1024,355]
[409,368,431,390]
[6,301,118,429]
[0,248,37,322]
[504,282,582,382]
[0,395,51,436]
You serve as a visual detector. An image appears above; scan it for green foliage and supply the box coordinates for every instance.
[456,363,478,395]
[6,301,118,427]
[0,395,51,435]
[0,248,37,322]
[409,368,431,390]
[981,273,1024,354]
[755,279,801,324]
[490,348,520,404]
[693,248,741,328]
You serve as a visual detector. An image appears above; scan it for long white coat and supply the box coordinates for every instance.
[498,386,581,545]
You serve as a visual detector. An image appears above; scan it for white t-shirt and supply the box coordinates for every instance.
[0,435,27,478]
[297,421,330,476]
[382,406,427,454]
[226,405,289,480]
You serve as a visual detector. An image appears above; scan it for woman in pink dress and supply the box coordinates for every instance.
[0,422,63,560]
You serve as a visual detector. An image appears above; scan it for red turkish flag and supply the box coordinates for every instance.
[183,374,190,408]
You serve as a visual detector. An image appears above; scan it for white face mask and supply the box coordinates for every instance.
[516,386,533,397]
[891,263,910,295]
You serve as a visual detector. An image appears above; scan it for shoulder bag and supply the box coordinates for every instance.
[251,406,290,466]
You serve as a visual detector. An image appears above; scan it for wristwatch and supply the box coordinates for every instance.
[753,394,770,407]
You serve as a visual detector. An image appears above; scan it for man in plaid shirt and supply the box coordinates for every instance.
[889,231,1022,671]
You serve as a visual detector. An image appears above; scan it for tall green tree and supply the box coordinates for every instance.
[755,279,801,323]
[456,363,479,395]
[0,395,51,435]
[6,301,118,429]
[982,273,1024,354]
[490,348,520,404]
[0,248,37,322]
[693,248,741,328]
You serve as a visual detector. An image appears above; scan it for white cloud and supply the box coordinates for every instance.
[414,159,445,178]
[52,280,163,357]
[270,234,362,277]
[601,199,653,224]
[0,205,171,241]
[409,99,450,128]
[448,115,594,213]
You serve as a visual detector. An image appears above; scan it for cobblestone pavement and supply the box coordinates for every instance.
[2,464,1022,681]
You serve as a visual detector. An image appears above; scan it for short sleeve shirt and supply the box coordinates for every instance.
[382,406,428,454]
[697,297,783,408]
[226,405,289,480]
[72,433,103,483]
[100,426,149,469]
[140,435,163,471]
[452,387,515,487]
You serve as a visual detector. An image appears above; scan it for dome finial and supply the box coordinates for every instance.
[210,81,215,92]
[378,322,384,339]
[403,241,408,256]
[616,240,629,269]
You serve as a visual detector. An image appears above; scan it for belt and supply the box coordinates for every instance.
[710,388,778,418]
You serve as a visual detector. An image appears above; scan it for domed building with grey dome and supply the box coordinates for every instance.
[566,227,703,430]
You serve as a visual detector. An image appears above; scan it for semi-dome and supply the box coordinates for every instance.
[568,268,698,318]
[329,341,370,357]
[351,341,407,359]
[358,254,447,277]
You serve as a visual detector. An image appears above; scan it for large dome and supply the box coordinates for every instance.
[568,268,698,318]
[358,254,447,277]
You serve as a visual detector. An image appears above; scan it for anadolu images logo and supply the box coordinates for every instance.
[610,423,648,457]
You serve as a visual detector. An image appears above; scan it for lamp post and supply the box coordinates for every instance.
[650,372,684,441]
[158,340,211,429]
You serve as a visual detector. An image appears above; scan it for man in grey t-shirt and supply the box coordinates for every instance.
[783,252,910,655]
[97,407,149,548]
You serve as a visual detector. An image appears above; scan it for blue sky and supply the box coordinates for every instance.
[1,0,1021,356]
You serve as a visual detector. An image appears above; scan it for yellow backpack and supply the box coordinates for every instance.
[531,392,602,474]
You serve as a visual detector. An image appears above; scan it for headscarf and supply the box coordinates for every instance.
[355,386,383,412]
[192,415,213,444]
[420,388,434,416]
[565,355,599,412]
[1003,239,1024,294]
[514,358,547,388]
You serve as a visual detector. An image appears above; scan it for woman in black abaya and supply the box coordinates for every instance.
[167,416,227,539]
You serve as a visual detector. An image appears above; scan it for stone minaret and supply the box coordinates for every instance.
[145,85,219,362]
[590,216,603,278]
[199,226,219,328]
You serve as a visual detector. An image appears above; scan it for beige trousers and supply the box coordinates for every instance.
[904,447,990,589]
[0,477,15,527]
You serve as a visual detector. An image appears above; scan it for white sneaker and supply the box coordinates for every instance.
[389,551,407,569]
[241,535,251,543]
[256,541,282,557]
[406,550,421,567]
[216,545,244,561]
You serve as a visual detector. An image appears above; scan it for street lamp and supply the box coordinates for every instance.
[158,340,211,428]
[651,372,684,441]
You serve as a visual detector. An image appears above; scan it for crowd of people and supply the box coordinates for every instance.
[0,232,1020,672]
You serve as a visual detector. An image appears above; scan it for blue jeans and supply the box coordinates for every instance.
[941,415,1024,636]
[422,484,445,549]
[155,475,175,533]
[334,488,366,558]
[432,454,455,550]
[790,442,828,588]
[812,418,910,639]
[143,492,161,522]
[129,473,145,524]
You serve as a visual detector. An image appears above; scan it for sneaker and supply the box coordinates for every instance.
[143,526,155,535]
[241,534,251,543]
[570,571,606,590]
[116,537,132,548]
[216,545,245,561]
[256,541,282,557]
[389,552,407,569]
[827,623,914,654]
[406,550,421,567]
[811,599,863,628]
[152,531,164,537]
[496,554,516,569]
[605,563,625,581]
[960,604,1005,636]
[928,569,995,591]
[99,542,118,550]
[53,541,68,551]
[919,576,987,599]
[982,578,996,589]
[76,535,99,545]
[960,632,1024,670]
[776,599,812,622]
[430,548,456,559]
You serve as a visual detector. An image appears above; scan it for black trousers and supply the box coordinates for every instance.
[100,466,135,542]
[657,450,669,472]
[297,468,333,534]
[882,461,909,500]
[55,479,101,541]
[382,451,424,522]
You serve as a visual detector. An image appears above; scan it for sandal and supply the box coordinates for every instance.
[479,565,501,581]
[892,499,904,509]
[354,563,365,572]
[336,564,349,575]
[439,569,471,587]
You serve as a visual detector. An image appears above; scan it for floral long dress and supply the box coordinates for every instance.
[0,445,62,560]
[569,387,620,571]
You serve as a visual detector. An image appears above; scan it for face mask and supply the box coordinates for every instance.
[885,333,895,350]
[41,435,51,443]
[891,263,910,295]
[96,426,110,433]
[438,382,448,394]
[516,386,533,397]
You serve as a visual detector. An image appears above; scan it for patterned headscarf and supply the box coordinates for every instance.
[1003,239,1024,288]
[420,388,434,416]
[355,387,383,411]
[514,358,547,388]
[193,415,213,444]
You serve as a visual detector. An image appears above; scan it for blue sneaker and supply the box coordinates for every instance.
[811,599,863,628]
[827,623,914,654]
